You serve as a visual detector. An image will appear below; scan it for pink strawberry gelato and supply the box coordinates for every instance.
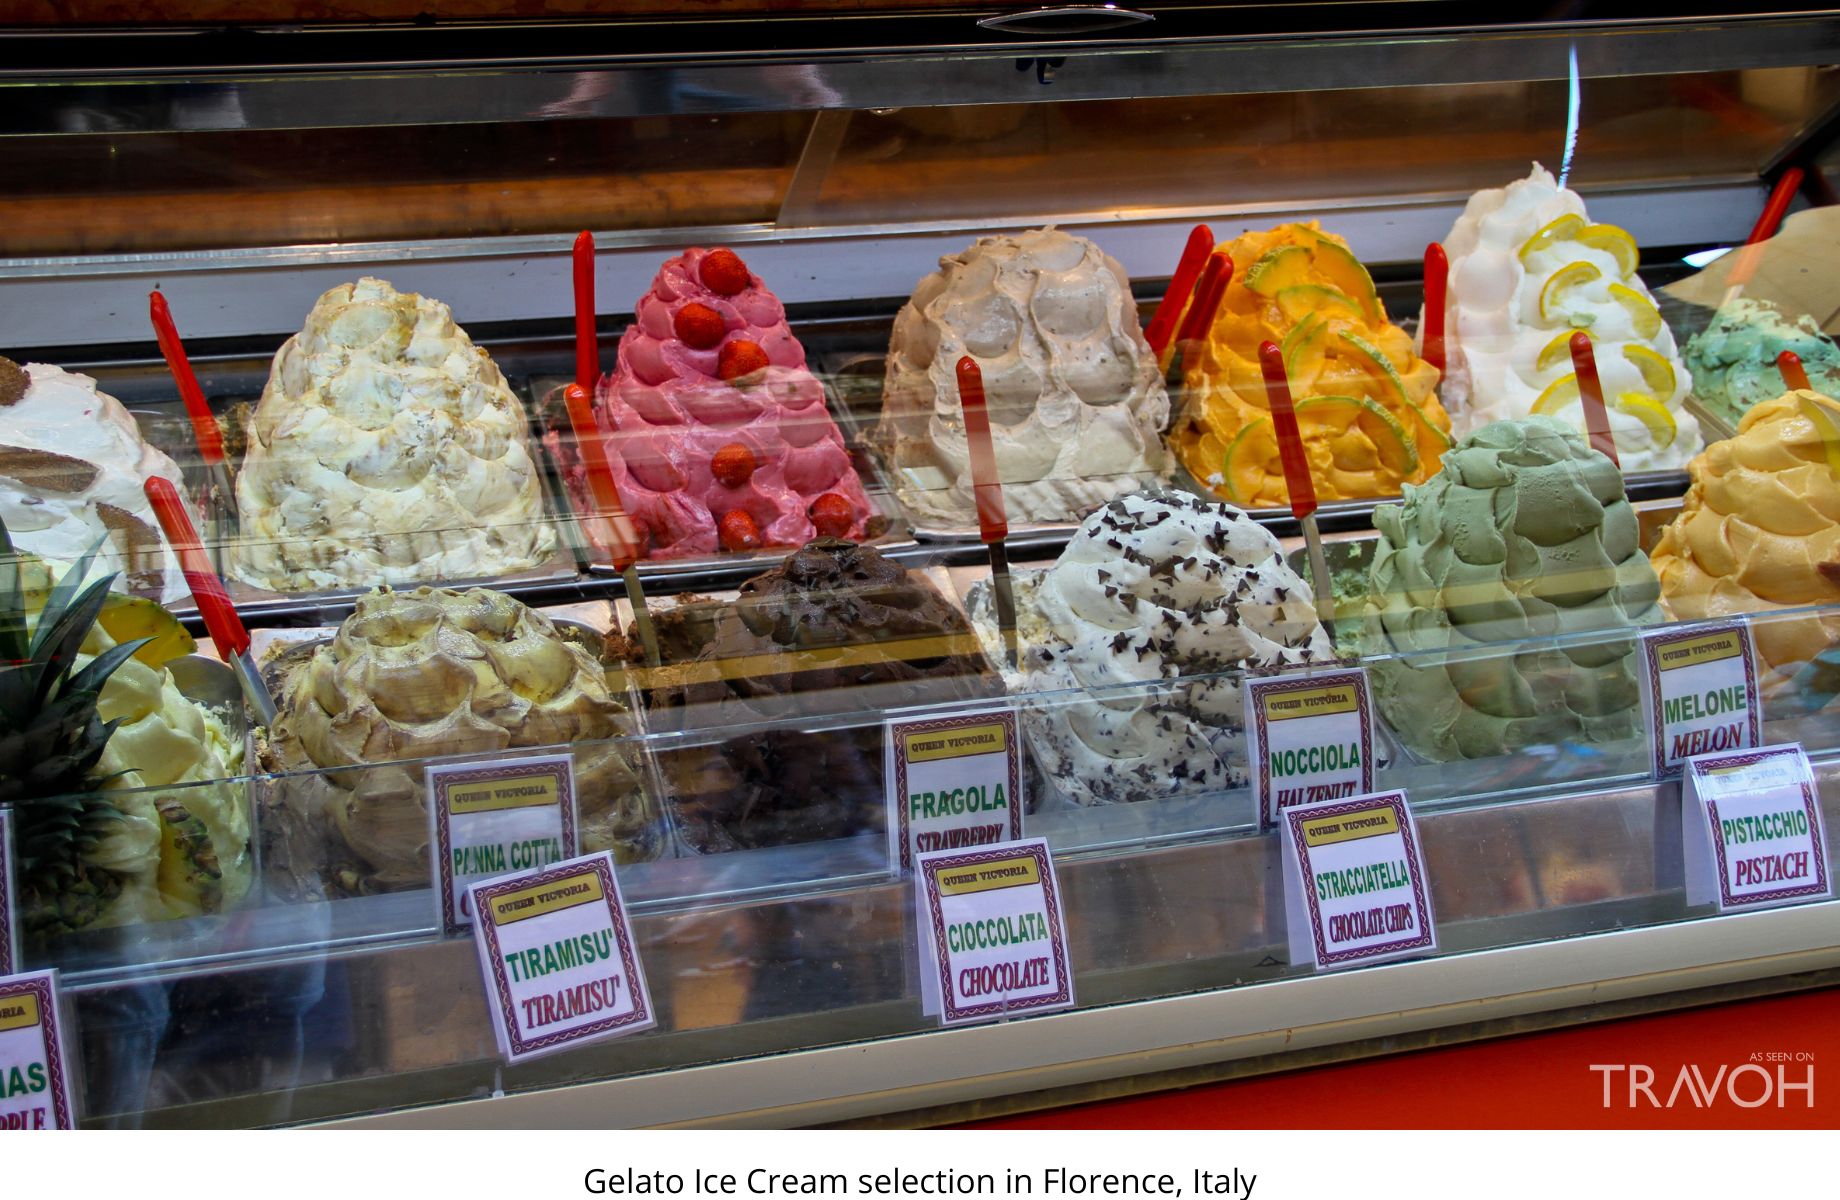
[555,247,874,559]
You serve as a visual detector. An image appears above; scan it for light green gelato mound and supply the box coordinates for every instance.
[1360,417,1662,762]
[1686,298,1840,429]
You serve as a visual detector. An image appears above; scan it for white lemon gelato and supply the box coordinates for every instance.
[1430,164,1702,471]
[879,227,1171,525]
[0,358,198,605]
[231,278,558,592]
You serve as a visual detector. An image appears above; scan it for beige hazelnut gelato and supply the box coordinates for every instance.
[879,227,1171,525]
[231,278,557,592]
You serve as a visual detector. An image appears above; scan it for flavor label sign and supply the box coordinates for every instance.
[469,851,654,1064]
[1639,623,1762,780]
[429,753,578,936]
[914,838,1074,1027]
[1683,744,1831,912]
[0,810,16,976]
[886,708,1024,873]
[1281,790,1437,970]
[0,971,75,1129]
[1245,669,1376,829]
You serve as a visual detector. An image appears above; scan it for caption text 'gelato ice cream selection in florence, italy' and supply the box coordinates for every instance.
[8,17,1840,1131]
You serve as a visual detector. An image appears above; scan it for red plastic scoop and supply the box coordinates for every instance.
[1170,250,1234,376]
[1421,243,1449,376]
[1257,341,1318,522]
[148,291,230,488]
[1569,333,1620,467]
[957,356,1018,667]
[1145,224,1215,359]
[1725,167,1805,299]
[955,357,1008,545]
[562,383,642,570]
[573,231,599,392]
[143,475,274,723]
[1779,349,1812,392]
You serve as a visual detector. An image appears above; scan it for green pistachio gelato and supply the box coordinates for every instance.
[1686,298,1840,430]
[1360,417,1662,762]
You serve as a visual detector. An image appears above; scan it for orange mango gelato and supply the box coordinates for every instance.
[1651,389,1840,676]
[1167,223,1451,508]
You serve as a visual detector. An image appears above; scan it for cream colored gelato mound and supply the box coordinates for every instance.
[231,278,557,592]
[1651,390,1840,679]
[879,227,1171,525]
[260,586,661,900]
[0,359,198,605]
[1432,164,1702,471]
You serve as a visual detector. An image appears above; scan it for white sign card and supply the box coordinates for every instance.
[468,850,654,1064]
[0,971,76,1129]
[1639,622,1763,780]
[1245,668,1377,829]
[1281,789,1437,971]
[0,810,16,976]
[429,753,579,937]
[885,708,1024,873]
[913,837,1074,1027]
[1683,744,1832,912]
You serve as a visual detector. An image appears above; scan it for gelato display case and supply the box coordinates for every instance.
[3,2,1840,1128]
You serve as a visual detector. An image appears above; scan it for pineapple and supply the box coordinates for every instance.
[0,520,251,938]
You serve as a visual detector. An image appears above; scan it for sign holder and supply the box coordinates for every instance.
[1280,790,1437,971]
[0,810,16,976]
[429,753,579,937]
[914,838,1074,1027]
[1683,744,1831,912]
[469,851,654,1064]
[1638,622,1763,780]
[1245,667,1376,829]
[886,707,1024,873]
[0,970,76,1130]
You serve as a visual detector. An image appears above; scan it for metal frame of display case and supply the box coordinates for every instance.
[5,4,1840,1129]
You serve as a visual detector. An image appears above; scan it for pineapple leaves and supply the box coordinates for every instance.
[0,520,26,666]
[25,574,121,713]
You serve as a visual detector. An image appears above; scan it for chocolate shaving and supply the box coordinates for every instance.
[0,357,26,408]
[0,443,99,493]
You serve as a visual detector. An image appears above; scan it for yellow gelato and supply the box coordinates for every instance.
[1168,223,1450,508]
[1651,390,1840,676]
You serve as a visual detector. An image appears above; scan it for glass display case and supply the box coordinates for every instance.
[2,2,1839,1128]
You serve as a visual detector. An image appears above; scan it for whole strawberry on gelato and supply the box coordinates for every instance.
[560,247,875,559]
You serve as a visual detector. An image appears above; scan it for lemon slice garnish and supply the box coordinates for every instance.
[1796,392,1840,481]
[1623,344,1679,399]
[1608,283,1663,339]
[1536,330,1577,374]
[1518,214,1587,264]
[1533,373,1580,416]
[1577,223,1639,278]
[1540,261,1603,323]
[1614,392,1677,450]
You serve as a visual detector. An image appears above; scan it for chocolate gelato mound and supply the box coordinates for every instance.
[628,539,1002,852]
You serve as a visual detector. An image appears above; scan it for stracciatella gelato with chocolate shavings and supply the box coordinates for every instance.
[231,277,557,592]
[969,489,1331,806]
